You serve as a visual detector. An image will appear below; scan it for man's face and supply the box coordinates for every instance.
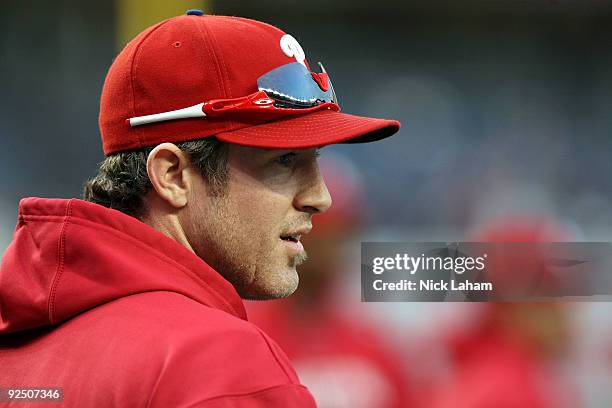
[184,145,332,300]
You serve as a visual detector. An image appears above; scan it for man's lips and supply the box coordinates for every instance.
[280,234,300,243]
[279,225,312,256]
[279,225,312,243]
[280,237,305,254]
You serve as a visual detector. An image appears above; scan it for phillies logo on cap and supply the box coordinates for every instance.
[280,34,307,68]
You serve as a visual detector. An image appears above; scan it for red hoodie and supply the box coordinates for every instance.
[0,198,316,407]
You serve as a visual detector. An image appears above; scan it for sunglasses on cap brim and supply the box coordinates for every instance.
[127,62,339,127]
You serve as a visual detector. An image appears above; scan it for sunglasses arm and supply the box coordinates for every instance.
[126,92,272,127]
[126,91,339,127]
[127,103,206,127]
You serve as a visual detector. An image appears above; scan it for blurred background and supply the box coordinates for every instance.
[2,0,612,406]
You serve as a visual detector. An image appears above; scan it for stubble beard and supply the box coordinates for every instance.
[290,251,308,269]
[193,196,307,301]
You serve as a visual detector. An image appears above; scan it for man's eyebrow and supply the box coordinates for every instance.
[267,148,320,157]
[261,148,292,156]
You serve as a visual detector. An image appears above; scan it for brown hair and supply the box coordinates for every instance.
[83,137,228,219]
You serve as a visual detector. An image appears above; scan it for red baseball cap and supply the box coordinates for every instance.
[99,11,400,155]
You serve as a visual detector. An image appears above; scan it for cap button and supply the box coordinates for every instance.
[186,9,204,16]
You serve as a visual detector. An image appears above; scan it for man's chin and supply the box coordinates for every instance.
[239,266,300,300]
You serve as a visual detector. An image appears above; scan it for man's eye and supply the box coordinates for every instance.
[276,152,298,167]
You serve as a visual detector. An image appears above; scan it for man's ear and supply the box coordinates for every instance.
[146,143,192,208]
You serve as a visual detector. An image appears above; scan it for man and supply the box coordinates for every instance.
[0,10,399,408]
[428,215,580,408]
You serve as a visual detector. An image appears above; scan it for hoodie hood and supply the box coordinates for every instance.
[0,198,246,333]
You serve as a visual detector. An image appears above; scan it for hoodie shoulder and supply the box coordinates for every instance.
[0,290,312,407]
[0,198,246,333]
[95,291,310,406]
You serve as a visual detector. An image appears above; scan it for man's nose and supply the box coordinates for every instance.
[293,163,332,215]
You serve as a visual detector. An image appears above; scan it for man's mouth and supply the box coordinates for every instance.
[279,225,311,254]
[280,225,312,243]
[280,234,304,255]
[280,234,301,243]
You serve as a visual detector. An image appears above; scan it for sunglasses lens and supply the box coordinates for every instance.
[257,62,337,109]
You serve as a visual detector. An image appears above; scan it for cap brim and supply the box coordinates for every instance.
[215,109,400,149]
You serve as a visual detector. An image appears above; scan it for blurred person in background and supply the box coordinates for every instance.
[430,215,581,408]
[247,155,414,408]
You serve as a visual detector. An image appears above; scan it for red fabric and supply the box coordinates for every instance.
[216,108,398,149]
[0,198,316,407]
[247,300,413,408]
[99,14,399,155]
